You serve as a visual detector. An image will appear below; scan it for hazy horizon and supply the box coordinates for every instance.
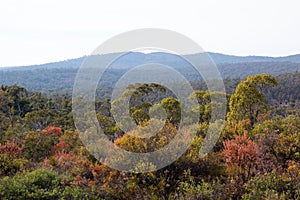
[2,50,300,68]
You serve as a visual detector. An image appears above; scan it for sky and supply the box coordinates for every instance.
[0,0,300,67]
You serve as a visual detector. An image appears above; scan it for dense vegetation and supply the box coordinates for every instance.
[0,72,299,199]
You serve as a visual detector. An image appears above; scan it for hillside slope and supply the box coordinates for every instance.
[0,52,299,94]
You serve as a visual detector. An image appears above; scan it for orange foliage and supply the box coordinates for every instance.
[70,175,88,186]
[223,131,260,182]
[43,126,62,135]
[44,151,91,178]
[52,141,69,154]
[0,141,23,158]
[91,164,119,188]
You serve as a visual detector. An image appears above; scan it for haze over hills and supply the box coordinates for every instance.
[208,52,300,64]
[0,52,299,94]
[2,52,300,70]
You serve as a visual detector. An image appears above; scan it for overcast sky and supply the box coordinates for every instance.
[0,0,300,66]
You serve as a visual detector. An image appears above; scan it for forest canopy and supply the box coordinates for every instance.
[0,72,299,199]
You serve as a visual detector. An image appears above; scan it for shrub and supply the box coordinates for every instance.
[0,169,101,199]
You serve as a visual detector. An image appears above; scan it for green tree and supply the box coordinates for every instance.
[24,109,55,130]
[23,128,60,162]
[0,90,11,136]
[161,97,181,125]
[227,74,277,131]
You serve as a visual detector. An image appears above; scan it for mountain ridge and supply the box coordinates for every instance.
[2,52,300,70]
[0,51,299,94]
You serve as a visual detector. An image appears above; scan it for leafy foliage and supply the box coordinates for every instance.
[0,73,299,199]
[223,131,260,182]
[227,73,277,130]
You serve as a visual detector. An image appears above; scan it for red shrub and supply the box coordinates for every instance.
[43,126,62,135]
[223,131,260,182]
[0,141,23,158]
[52,141,69,154]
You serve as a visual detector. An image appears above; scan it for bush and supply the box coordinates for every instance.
[0,169,101,199]
[242,172,300,199]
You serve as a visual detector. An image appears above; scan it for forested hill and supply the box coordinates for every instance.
[208,52,300,64]
[0,52,299,94]
[3,52,300,69]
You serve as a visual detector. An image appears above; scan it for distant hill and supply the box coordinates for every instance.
[3,51,300,70]
[208,52,300,64]
[0,52,299,94]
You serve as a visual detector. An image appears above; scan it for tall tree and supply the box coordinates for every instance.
[227,74,277,130]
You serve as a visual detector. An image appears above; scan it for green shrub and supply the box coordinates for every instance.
[0,169,101,199]
[242,172,300,200]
